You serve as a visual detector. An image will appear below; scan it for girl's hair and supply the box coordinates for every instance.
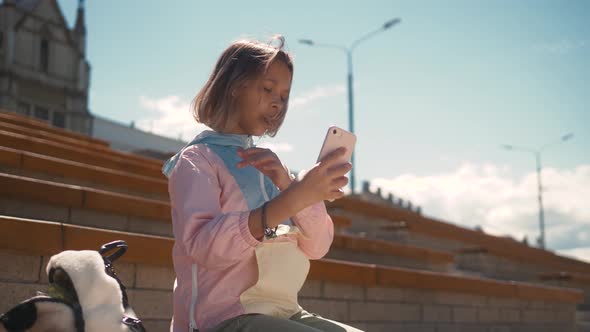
[192,35,294,137]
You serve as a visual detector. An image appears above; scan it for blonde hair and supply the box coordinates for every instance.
[192,35,294,137]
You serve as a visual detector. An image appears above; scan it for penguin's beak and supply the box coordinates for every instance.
[47,267,80,306]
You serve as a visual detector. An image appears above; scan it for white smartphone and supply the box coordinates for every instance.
[317,126,356,165]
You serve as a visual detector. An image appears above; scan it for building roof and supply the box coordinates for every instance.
[4,0,84,57]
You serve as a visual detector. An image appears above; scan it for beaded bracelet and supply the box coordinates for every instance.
[261,201,277,238]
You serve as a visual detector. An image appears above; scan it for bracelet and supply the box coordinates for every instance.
[261,201,277,238]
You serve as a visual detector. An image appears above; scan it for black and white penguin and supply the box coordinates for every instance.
[0,245,144,332]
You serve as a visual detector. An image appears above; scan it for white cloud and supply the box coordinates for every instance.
[289,84,346,111]
[533,39,587,54]
[137,95,209,141]
[560,247,590,264]
[256,141,294,153]
[371,163,590,262]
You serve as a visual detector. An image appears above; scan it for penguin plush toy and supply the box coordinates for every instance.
[0,241,145,332]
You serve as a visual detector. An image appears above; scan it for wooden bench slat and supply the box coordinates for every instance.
[0,216,583,304]
[0,111,109,147]
[0,173,84,208]
[0,130,163,178]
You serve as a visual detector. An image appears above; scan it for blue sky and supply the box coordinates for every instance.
[58,0,589,259]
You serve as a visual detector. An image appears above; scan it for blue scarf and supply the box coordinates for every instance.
[162,130,254,178]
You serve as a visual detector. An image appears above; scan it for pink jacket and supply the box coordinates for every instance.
[165,131,333,331]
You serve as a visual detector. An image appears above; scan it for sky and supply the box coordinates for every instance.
[56,0,589,261]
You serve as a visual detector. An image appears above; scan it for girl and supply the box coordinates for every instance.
[163,36,361,332]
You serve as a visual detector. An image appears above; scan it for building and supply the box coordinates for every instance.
[0,0,91,134]
[92,114,187,160]
[0,0,189,159]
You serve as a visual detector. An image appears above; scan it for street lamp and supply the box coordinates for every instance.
[299,18,401,193]
[502,133,574,249]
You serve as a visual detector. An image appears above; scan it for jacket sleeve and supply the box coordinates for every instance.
[168,146,259,269]
[291,201,334,260]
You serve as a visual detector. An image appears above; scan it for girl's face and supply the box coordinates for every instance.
[230,60,292,136]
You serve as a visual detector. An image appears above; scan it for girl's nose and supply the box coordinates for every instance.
[270,98,282,112]
[271,102,280,111]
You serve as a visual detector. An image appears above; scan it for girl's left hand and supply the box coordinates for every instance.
[237,147,293,191]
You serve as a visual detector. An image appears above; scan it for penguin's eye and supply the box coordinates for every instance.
[49,268,71,286]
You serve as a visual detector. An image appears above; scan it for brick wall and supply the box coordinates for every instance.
[0,249,578,332]
[299,279,576,331]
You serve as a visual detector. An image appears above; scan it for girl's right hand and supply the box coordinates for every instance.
[248,147,351,236]
[294,147,352,204]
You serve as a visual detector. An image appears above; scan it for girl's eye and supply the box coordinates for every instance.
[263,87,272,93]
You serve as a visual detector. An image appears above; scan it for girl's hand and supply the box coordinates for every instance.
[293,147,352,205]
[237,147,293,191]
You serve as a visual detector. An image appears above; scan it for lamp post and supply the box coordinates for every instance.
[502,133,574,249]
[299,18,401,193]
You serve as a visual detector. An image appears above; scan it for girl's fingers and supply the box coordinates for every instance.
[237,152,275,168]
[326,189,345,201]
[328,162,353,177]
[331,176,349,189]
[318,147,347,168]
[257,160,282,171]
[238,147,270,156]
[236,148,266,167]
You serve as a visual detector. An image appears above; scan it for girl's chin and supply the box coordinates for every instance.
[238,125,265,136]
[254,125,268,136]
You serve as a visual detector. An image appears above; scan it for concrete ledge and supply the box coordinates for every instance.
[2,217,578,304]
